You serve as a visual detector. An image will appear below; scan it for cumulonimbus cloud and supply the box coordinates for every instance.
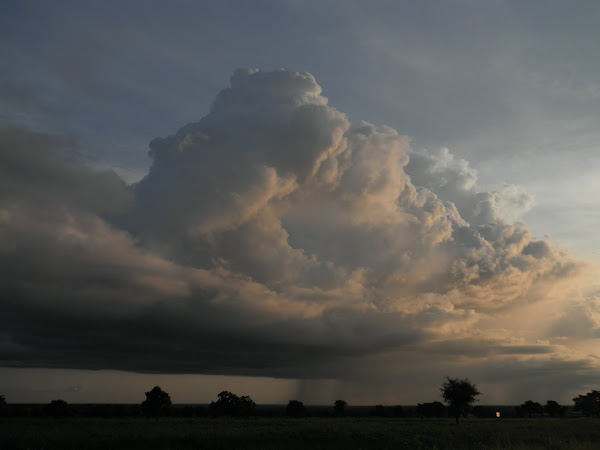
[1,69,598,397]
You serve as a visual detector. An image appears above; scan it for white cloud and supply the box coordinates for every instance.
[1,69,598,402]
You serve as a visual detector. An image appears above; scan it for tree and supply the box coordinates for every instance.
[416,401,446,418]
[45,399,69,419]
[393,405,404,418]
[334,400,347,417]
[209,391,256,417]
[573,390,600,417]
[372,404,388,417]
[141,386,172,421]
[286,400,306,417]
[519,400,543,418]
[440,377,480,424]
[544,400,565,418]
[472,405,494,418]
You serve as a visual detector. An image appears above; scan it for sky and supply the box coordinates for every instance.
[1,0,600,406]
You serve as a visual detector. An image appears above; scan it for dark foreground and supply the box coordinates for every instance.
[2,417,599,449]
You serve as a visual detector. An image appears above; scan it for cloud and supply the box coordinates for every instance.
[0,69,598,400]
[0,81,57,115]
[0,124,134,215]
[406,148,535,225]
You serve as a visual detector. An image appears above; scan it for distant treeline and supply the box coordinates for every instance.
[1,386,597,420]
[0,402,581,419]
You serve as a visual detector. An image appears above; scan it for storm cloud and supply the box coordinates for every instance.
[1,69,598,399]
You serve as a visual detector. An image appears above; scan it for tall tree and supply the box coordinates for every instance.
[573,390,600,417]
[141,386,172,421]
[440,377,480,424]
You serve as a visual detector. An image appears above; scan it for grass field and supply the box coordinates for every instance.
[1,417,599,449]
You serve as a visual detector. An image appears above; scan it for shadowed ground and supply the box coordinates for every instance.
[1,417,600,449]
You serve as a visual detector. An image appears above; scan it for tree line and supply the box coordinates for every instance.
[1,380,599,420]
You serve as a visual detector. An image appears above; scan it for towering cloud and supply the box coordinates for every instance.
[0,70,597,399]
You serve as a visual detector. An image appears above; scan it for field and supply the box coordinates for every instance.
[2,417,600,449]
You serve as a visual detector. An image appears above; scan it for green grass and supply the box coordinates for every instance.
[1,417,599,449]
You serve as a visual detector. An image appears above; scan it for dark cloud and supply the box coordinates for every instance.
[0,81,57,115]
[0,124,133,214]
[0,69,597,399]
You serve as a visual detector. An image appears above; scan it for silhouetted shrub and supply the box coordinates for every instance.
[209,391,256,417]
[544,400,566,418]
[371,405,391,417]
[472,405,496,418]
[518,400,543,418]
[416,401,446,418]
[45,399,69,419]
[334,400,347,417]
[393,405,404,417]
[286,400,306,417]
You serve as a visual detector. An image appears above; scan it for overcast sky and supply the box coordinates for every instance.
[1,0,600,405]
